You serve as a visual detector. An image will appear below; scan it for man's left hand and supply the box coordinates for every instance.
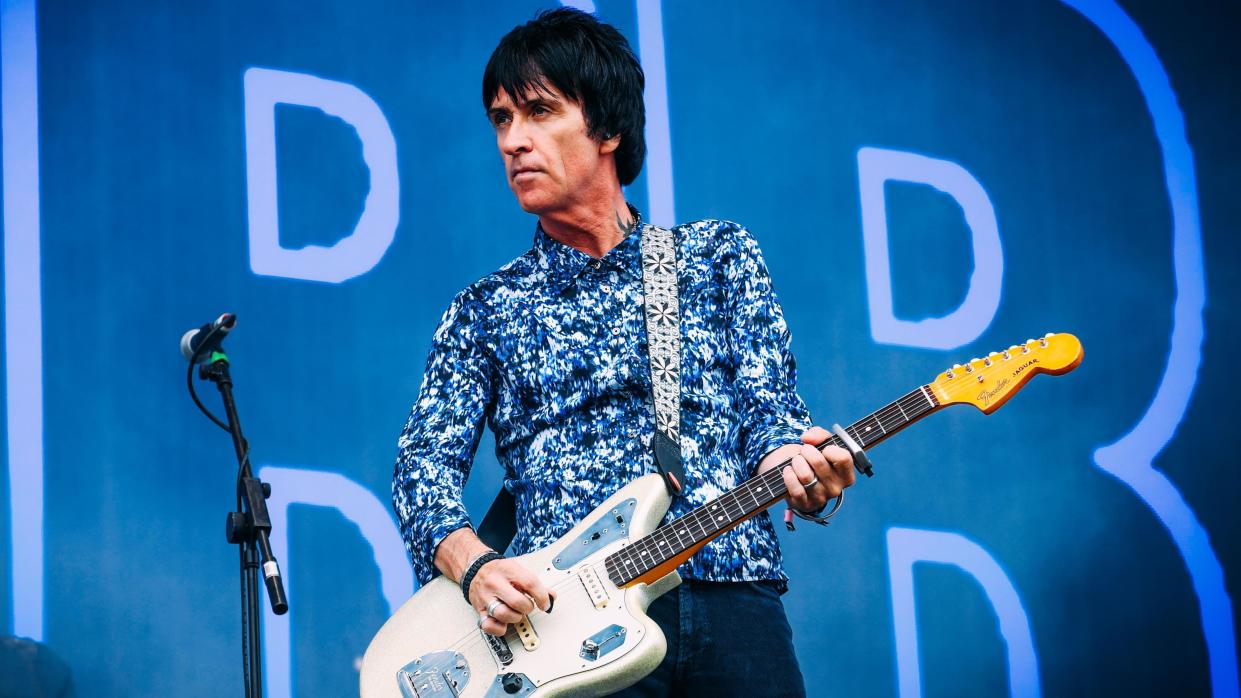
[757,426,855,513]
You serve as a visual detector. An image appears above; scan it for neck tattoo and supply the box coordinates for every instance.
[616,212,636,236]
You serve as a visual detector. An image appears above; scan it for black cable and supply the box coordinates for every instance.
[185,324,232,432]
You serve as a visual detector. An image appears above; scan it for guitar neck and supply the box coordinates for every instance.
[604,385,942,587]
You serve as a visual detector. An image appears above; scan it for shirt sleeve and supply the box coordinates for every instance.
[725,224,814,473]
[393,289,494,586]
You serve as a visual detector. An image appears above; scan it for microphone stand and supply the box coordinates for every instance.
[198,349,288,698]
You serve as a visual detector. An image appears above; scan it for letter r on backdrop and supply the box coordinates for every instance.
[858,147,1003,350]
[243,67,399,283]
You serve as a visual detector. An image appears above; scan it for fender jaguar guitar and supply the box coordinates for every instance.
[361,333,1084,698]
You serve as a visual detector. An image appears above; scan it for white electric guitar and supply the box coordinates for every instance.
[361,333,1083,697]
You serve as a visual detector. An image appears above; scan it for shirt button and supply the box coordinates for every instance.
[611,327,620,336]
[588,259,601,269]
[601,284,612,293]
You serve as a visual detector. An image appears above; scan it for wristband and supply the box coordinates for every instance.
[459,551,503,603]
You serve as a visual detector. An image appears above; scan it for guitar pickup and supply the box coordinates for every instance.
[578,565,610,609]
[513,616,539,651]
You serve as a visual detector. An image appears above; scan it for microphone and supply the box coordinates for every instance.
[180,313,236,363]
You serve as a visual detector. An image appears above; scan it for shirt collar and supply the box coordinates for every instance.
[532,207,645,292]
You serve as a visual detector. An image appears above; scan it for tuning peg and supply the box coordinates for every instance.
[965,362,975,373]
[1039,337,1049,348]
[1002,350,1011,360]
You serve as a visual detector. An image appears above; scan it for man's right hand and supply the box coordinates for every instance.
[469,556,554,636]
[434,527,555,637]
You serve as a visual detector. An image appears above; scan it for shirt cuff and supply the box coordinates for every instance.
[411,505,473,587]
[744,416,811,476]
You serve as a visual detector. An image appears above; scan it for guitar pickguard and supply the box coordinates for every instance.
[552,498,637,570]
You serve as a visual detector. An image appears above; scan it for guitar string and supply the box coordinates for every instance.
[437,354,1051,661]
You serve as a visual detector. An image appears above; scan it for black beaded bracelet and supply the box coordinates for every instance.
[459,551,503,603]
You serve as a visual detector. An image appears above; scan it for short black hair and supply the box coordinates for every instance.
[482,7,646,186]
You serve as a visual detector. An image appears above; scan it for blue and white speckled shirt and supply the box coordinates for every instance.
[394,216,812,586]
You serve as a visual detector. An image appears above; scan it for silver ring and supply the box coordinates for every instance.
[486,599,505,618]
[477,613,487,629]
[803,476,819,489]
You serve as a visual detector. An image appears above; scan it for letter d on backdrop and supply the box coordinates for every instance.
[858,147,1003,350]
[244,67,399,283]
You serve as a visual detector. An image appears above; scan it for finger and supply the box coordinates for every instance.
[801,426,830,445]
[782,458,812,510]
[494,581,536,619]
[800,443,829,475]
[795,453,829,507]
[822,445,856,487]
[479,613,508,637]
[510,566,554,613]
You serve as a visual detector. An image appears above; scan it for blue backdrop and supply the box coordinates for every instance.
[3,0,1240,696]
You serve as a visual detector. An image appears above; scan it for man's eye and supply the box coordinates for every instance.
[491,114,510,127]
[531,105,548,116]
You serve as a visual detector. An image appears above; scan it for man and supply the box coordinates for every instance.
[393,8,855,696]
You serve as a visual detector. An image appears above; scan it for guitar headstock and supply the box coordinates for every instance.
[929,333,1083,414]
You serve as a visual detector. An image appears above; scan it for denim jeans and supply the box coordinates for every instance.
[607,579,807,697]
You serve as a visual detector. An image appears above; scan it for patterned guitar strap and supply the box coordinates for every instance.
[640,222,687,496]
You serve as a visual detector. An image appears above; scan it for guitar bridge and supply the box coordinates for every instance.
[396,651,470,698]
[484,632,513,667]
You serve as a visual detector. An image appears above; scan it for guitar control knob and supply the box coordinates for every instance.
[502,673,524,694]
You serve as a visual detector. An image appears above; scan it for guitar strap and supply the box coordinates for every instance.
[639,223,687,496]
[477,221,686,553]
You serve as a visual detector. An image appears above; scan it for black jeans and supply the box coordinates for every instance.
[608,579,807,697]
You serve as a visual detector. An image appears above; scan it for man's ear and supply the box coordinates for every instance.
[599,132,621,155]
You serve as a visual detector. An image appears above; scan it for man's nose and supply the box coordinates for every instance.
[500,119,532,156]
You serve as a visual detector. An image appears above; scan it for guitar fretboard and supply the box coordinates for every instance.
[603,385,940,586]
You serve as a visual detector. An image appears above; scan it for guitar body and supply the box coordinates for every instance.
[361,474,681,697]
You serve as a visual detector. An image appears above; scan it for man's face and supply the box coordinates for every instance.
[487,83,614,215]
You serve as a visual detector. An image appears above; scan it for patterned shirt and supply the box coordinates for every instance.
[393,215,812,586]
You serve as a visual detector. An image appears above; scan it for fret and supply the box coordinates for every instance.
[665,521,685,548]
[634,535,656,572]
[689,509,709,541]
[706,500,727,530]
[755,474,779,502]
[673,520,696,549]
[894,399,910,422]
[919,385,935,409]
[622,549,640,580]
[744,479,764,510]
